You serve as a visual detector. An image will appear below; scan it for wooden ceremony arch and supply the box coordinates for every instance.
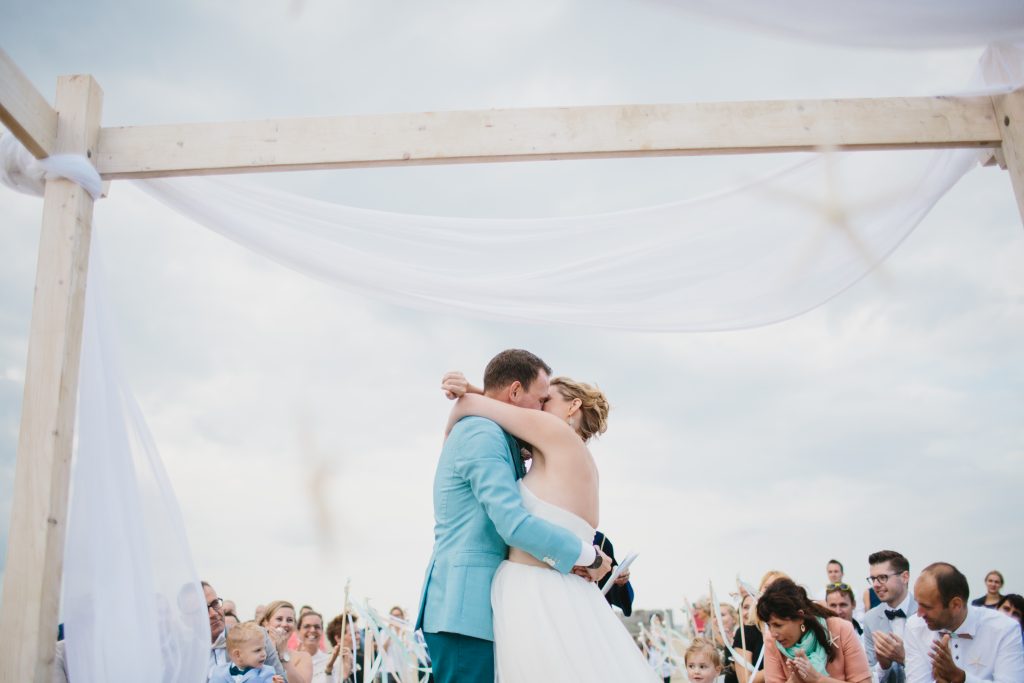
[1,46,1023,681]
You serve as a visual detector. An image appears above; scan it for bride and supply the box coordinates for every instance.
[442,373,659,682]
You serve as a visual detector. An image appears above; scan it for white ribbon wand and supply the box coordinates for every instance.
[638,621,686,673]
[711,581,765,675]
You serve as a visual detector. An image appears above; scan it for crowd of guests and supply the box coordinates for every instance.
[645,552,1023,683]
[196,551,1024,683]
[52,551,1020,682]
[202,580,426,683]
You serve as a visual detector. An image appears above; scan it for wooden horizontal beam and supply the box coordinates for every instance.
[0,48,58,158]
[95,95,1001,179]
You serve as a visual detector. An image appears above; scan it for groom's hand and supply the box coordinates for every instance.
[587,547,613,582]
[571,566,595,582]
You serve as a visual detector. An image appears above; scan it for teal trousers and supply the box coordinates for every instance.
[423,631,494,683]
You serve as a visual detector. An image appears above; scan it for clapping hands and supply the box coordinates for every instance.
[267,625,288,651]
[784,650,822,683]
[326,642,353,678]
[929,634,965,683]
[873,631,905,668]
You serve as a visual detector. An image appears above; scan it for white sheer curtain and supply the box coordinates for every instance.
[127,42,1020,332]
[673,0,1024,48]
[63,244,209,682]
[135,146,980,332]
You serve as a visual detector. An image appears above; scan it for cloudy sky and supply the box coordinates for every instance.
[1,0,1022,623]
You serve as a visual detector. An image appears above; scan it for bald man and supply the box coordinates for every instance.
[905,562,1024,683]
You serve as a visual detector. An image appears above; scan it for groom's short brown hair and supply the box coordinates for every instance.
[483,349,551,392]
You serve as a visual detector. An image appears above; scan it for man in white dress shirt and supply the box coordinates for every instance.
[863,549,917,683]
[905,562,1024,683]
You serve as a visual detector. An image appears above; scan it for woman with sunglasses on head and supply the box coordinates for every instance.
[758,578,870,683]
[824,584,865,650]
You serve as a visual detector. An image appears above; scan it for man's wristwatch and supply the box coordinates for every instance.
[280,651,291,663]
[587,545,604,570]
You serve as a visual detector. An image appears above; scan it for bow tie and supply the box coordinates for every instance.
[939,630,973,640]
[229,665,253,676]
[885,608,906,621]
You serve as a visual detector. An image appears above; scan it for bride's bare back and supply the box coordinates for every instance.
[508,445,599,568]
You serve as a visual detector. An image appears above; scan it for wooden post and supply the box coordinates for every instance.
[0,74,103,683]
[993,88,1024,226]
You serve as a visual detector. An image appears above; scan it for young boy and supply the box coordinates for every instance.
[685,637,723,683]
[210,621,284,683]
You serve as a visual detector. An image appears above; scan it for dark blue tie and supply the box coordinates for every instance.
[885,608,906,620]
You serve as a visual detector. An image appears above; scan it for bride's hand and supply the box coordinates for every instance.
[441,371,479,399]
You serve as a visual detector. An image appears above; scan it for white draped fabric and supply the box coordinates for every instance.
[135,146,980,331]
[0,133,104,200]
[125,41,1023,332]
[64,246,210,682]
[0,12,1021,683]
[675,0,1024,48]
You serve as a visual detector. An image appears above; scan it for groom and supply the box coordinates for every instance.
[415,349,610,683]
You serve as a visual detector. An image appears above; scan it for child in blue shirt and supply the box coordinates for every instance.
[209,621,284,683]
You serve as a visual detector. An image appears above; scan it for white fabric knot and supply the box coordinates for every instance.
[0,133,104,200]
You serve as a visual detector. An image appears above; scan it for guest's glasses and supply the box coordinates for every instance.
[826,582,851,591]
[867,574,894,585]
[207,597,224,611]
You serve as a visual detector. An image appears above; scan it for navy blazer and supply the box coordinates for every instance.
[594,531,634,617]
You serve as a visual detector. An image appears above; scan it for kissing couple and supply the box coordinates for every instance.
[415,349,658,682]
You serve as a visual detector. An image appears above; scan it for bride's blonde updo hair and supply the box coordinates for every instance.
[550,377,609,442]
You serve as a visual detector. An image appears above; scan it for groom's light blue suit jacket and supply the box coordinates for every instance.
[415,416,583,642]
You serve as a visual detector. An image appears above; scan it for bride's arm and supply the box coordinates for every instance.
[446,393,576,453]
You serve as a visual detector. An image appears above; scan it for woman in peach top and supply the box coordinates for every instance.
[756,578,870,683]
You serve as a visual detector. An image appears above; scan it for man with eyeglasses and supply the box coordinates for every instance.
[863,550,917,683]
[203,581,287,680]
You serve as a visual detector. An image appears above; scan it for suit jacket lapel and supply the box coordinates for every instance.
[504,431,525,479]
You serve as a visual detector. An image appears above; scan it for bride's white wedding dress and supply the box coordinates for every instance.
[491,481,660,682]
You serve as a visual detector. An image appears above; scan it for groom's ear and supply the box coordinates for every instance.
[507,381,522,401]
